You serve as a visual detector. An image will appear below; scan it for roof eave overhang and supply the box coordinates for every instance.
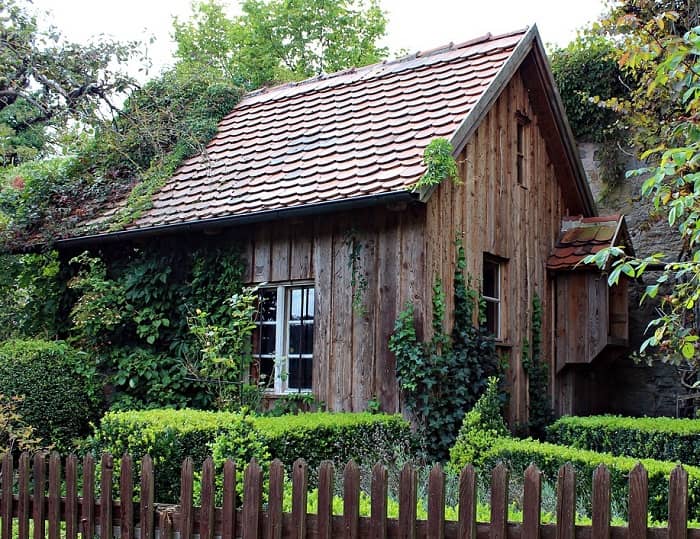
[55,190,417,250]
[418,24,597,217]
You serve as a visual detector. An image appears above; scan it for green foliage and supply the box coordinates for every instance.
[547,414,700,464]
[412,138,461,190]
[482,436,700,521]
[173,0,389,89]
[389,236,499,461]
[449,376,507,468]
[0,393,45,453]
[0,339,102,451]
[521,294,554,438]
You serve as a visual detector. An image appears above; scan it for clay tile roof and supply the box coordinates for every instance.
[100,29,528,232]
[547,215,631,271]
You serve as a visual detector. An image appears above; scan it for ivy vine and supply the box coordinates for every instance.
[521,293,554,439]
[389,234,499,461]
[343,229,369,316]
[411,138,462,191]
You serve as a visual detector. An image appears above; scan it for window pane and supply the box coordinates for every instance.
[290,288,302,320]
[306,288,314,318]
[485,299,498,337]
[483,260,498,298]
[259,357,275,385]
[258,289,277,321]
[288,357,312,390]
[289,323,313,355]
[259,325,276,355]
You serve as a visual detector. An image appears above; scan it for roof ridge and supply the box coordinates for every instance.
[239,28,528,106]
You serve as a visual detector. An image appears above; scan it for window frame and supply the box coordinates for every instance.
[482,256,503,340]
[515,110,530,187]
[253,281,315,395]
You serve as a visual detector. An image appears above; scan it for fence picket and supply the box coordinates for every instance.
[18,453,29,539]
[490,463,508,539]
[222,460,237,539]
[370,463,388,539]
[556,464,575,539]
[32,452,45,539]
[140,455,155,539]
[180,457,194,539]
[523,464,541,539]
[242,459,263,539]
[458,465,477,539]
[628,463,648,539]
[292,459,308,539]
[100,453,113,539]
[158,510,172,539]
[267,460,284,539]
[318,461,334,539]
[592,464,611,539]
[48,452,61,539]
[668,465,688,539]
[200,457,216,539]
[343,461,360,539]
[82,454,95,539]
[120,454,134,539]
[66,455,78,539]
[399,463,417,539]
[1,452,12,539]
[427,464,445,539]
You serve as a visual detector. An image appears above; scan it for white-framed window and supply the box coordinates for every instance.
[252,283,314,393]
[482,256,501,339]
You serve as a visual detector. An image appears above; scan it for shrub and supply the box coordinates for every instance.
[449,376,507,469]
[482,437,700,521]
[0,339,102,450]
[547,415,700,464]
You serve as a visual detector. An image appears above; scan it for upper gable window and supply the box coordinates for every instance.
[515,111,530,186]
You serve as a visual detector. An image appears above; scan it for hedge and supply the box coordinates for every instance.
[0,339,102,451]
[546,415,700,464]
[482,437,700,521]
[92,410,412,502]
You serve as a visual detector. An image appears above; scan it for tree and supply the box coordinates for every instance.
[585,1,700,362]
[0,0,142,166]
[173,0,389,90]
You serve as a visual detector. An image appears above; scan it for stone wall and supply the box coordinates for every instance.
[577,142,685,417]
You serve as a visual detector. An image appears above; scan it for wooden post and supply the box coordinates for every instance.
[200,457,216,539]
[33,452,46,539]
[139,455,155,539]
[1,452,12,539]
[458,465,477,539]
[668,465,688,539]
[291,459,308,539]
[427,464,445,539]
[179,457,194,539]
[81,454,95,539]
[344,461,360,539]
[66,454,78,539]
[267,460,283,539]
[318,461,334,539]
[222,460,237,539]
[242,459,262,539]
[628,463,648,539]
[370,463,388,539]
[48,452,61,539]
[18,453,29,539]
[556,464,575,539]
[399,463,417,539]
[592,464,610,539]
[120,454,134,539]
[158,510,172,539]
[522,464,541,539]
[490,463,508,539]
[99,453,113,539]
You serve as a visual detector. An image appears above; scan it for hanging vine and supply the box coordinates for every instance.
[411,138,462,191]
[343,228,369,316]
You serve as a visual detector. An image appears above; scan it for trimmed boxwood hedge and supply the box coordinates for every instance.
[0,339,102,451]
[92,410,412,502]
[547,415,700,464]
[482,437,700,521]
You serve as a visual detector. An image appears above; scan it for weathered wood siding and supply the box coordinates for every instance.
[423,70,575,425]
[242,204,425,412]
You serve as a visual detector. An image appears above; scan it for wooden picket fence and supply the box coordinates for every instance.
[0,451,697,539]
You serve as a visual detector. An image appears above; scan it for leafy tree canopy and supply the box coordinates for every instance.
[0,0,143,166]
[172,0,389,89]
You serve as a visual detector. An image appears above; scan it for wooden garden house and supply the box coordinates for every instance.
[57,26,631,423]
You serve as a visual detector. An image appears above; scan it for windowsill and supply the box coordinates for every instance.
[263,389,314,397]
[495,341,513,349]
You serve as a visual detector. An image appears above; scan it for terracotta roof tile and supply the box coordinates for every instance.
[547,215,625,271]
[93,30,528,231]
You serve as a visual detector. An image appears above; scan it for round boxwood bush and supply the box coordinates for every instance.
[0,339,102,450]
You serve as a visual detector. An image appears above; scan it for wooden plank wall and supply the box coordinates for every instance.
[241,204,426,413]
[424,70,571,425]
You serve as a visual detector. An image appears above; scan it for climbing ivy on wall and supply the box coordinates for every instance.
[389,236,499,461]
[521,293,554,439]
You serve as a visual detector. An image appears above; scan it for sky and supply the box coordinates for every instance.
[31,0,609,79]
